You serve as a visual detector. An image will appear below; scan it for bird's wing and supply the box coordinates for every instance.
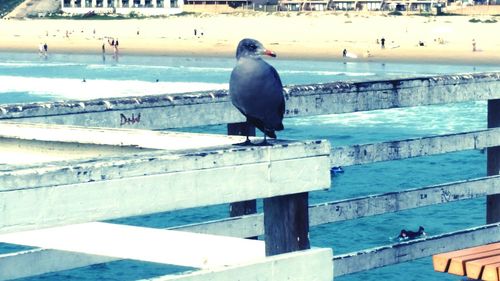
[269,66,286,120]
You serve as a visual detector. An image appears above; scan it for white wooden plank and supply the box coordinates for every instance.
[0,122,248,151]
[331,128,500,166]
[309,175,500,225]
[141,248,333,281]
[0,155,331,234]
[0,222,265,269]
[0,249,115,281]
[0,138,149,165]
[0,139,331,191]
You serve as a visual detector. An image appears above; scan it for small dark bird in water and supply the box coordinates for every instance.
[331,166,344,176]
[398,226,426,240]
[229,38,285,146]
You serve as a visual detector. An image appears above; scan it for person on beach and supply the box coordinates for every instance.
[102,43,106,62]
[381,37,385,49]
[38,43,44,56]
[112,39,119,61]
[472,39,477,52]
[342,49,347,58]
[43,43,48,55]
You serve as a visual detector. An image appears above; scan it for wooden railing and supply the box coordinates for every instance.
[0,72,499,279]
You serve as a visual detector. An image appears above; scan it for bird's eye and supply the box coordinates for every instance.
[249,44,257,50]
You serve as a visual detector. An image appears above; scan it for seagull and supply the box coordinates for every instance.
[229,38,285,146]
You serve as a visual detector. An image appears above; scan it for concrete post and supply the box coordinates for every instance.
[92,0,97,7]
[487,99,500,224]
[153,0,157,7]
[228,122,257,239]
[264,192,310,256]
[140,0,145,6]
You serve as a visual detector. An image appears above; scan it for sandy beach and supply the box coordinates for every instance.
[0,12,499,64]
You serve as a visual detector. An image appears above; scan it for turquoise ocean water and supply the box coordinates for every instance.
[0,51,499,280]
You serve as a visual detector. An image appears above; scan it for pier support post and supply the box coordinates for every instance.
[487,99,500,224]
[264,192,310,256]
[227,122,257,234]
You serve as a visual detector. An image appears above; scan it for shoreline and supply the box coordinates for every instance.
[2,45,499,67]
[0,14,499,65]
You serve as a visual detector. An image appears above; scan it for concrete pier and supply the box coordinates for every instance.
[0,72,499,280]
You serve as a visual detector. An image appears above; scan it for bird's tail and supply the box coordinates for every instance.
[264,130,277,139]
[264,123,284,138]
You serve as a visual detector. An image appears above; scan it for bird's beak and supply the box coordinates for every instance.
[262,49,277,58]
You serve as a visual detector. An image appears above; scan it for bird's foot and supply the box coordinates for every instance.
[233,139,253,146]
[255,139,273,146]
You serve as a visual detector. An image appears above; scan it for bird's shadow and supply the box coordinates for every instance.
[232,139,274,147]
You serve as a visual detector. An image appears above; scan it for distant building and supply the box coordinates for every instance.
[60,0,183,15]
[279,0,446,11]
[183,0,277,12]
[279,0,329,11]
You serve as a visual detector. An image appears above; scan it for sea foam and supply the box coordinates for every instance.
[0,75,228,101]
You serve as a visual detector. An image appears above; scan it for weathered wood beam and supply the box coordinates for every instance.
[0,222,266,269]
[0,122,249,151]
[0,139,330,191]
[487,99,500,224]
[0,140,331,234]
[264,192,310,256]
[140,248,333,281]
[333,222,500,276]
[0,249,116,281]
[309,175,500,225]
[331,128,500,167]
[1,72,499,129]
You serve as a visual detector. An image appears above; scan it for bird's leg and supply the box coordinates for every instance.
[244,135,253,145]
[233,134,253,146]
[256,134,272,146]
